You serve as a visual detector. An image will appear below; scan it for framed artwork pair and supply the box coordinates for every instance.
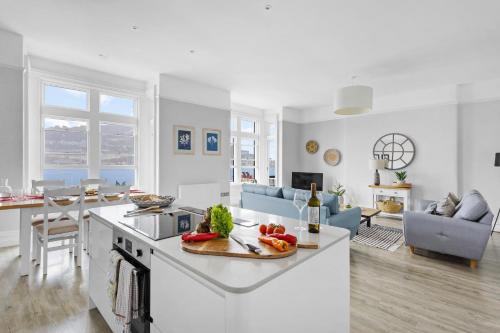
[173,125,221,155]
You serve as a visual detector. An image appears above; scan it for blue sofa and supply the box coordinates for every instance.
[240,184,361,239]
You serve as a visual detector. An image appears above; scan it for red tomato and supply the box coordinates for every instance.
[259,224,267,235]
[274,224,285,234]
[266,224,276,234]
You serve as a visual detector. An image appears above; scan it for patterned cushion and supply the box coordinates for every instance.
[436,197,456,217]
[424,201,437,214]
[448,192,461,206]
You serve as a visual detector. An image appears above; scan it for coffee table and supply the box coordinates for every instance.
[340,206,381,228]
[359,207,381,227]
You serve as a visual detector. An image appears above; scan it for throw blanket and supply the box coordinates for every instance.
[107,250,124,312]
[114,259,139,333]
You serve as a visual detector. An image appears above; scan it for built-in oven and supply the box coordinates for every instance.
[113,229,151,333]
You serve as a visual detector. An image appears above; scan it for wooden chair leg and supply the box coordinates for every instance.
[409,245,415,254]
[470,259,478,269]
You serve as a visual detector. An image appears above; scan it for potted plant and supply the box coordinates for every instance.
[394,170,407,184]
[329,183,346,206]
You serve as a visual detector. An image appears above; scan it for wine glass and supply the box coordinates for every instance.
[12,188,25,202]
[293,191,308,230]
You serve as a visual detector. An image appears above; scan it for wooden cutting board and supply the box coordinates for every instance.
[182,237,298,259]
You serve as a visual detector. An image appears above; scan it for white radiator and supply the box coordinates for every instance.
[177,183,221,209]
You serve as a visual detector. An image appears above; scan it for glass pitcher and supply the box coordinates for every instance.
[0,178,13,198]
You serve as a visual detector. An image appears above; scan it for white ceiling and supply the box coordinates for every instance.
[2,0,500,110]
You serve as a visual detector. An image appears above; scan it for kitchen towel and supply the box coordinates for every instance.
[114,259,139,333]
[108,250,124,312]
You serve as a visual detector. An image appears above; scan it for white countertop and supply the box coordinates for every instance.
[89,204,350,294]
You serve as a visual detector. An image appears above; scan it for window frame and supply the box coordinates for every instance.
[98,90,138,118]
[42,82,90,112]
[40,79,139,185]
[230,115,260,184]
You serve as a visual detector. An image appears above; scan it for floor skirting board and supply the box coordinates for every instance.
[0,230,20,248]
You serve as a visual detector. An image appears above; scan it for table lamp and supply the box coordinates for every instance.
[492,153,500,235]
[369,159,387,186]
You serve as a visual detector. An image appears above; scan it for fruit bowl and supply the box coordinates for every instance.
[131,194,175,208]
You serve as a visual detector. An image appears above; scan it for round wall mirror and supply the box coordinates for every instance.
[372,133,415,170]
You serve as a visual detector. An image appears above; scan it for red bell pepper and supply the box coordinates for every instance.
[181,232,219,242]
[267,233,297,245]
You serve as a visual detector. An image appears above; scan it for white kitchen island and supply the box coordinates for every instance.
[88,204,350,333]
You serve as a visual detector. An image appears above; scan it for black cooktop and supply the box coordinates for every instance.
[119,210,202,240]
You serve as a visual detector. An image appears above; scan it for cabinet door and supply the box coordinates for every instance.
[89,218,113,272]
[89,259,119,333]
[151,253,225,333]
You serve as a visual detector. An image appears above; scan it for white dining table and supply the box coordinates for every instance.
[0,193,145,276]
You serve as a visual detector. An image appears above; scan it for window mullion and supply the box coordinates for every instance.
[88,89,100,179]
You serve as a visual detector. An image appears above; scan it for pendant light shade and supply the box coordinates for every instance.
[334,85,373,115]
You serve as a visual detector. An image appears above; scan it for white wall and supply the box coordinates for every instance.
[158,75,230,205]
[299,119,346,191]
[280,121,301,187]
[0,29,23,244]
[343,105,458,207]
[297,105,458,208]
[459,100,500,230]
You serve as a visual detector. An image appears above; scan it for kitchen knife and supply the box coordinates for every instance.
[230,234,262,255]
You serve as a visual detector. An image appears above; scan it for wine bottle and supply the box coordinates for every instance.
[308,183,321,233]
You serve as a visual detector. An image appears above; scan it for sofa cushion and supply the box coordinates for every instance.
[424,201,437,214]
[454,190,489,221]
[321,192,339,214]
[242,183,256,193]
[448,192,461,206]
[435,197,456,217]
[254,185,267,195]
[265,186,283,198]
[242,183,267,195]
[282,186,296,200]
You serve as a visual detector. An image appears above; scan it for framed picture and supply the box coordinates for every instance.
[202,128,221,155]
[174,125,195,154]
[177,214,192,233]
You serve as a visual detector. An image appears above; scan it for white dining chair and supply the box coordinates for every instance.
[30,179,65,260]
[79,178,106,252]
[34,186,84,275]
[82,184,130,253]
[97,184,131,204]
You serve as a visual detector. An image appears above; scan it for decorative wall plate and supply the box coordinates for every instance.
[305,140,319,154]
[324,149,341,166]
[372,133,415,170]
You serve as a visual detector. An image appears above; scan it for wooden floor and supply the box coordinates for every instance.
[0,217,499,332]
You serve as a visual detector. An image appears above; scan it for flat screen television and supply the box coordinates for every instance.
[292,172,323,191]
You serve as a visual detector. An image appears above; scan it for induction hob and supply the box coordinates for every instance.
[119,210,203,240]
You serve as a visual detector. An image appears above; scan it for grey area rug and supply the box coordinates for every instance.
[353,224,404,251]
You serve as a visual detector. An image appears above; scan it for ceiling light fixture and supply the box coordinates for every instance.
[189,49,195,54]
[334,76,373,115]
[265,4,272,10]
[131,25,139,30]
